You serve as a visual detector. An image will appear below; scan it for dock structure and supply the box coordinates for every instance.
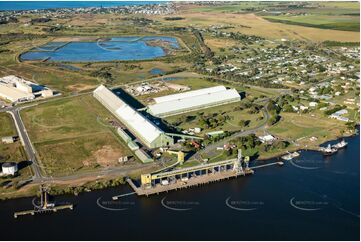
[126,149,258,197]
[127,170,253,197]
[14,204,73,218]
[14,184,73,218]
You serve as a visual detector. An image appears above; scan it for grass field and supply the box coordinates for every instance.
[0,113,27,164]
[0,113,15,137]
[164,100,265,135]
[21,95,131,176]
[0,113,32,196]
[269,112,348,148]
[264,15,359,32]
[188,2,266,13]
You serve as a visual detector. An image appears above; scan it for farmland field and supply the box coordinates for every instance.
[263,15,359,32]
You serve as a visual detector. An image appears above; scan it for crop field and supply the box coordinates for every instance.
[261,1,359,32]
[152,2,360,42]
[21,95,131,176]
[264,15,359,32]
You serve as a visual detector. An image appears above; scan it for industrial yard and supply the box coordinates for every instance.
[0,1,359,241]
[0,75,54,104]
[0,1,358,202]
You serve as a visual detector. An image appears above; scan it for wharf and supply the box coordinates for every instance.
[14,204,73,218]
[127,169,254,197]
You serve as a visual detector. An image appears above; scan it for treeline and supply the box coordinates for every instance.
[229,134,290,158]
[266,100,281,125]
[48,178,125,196]
[324,105,346,116]
[31,17,51,24]
[160,26,188,32]
[122,17,155,26]
[323,41,360,47]
[90,67,114,85]
[192,29,214,59]
[0,16,18,25]
[164,17,185,21]
[0,33,46,41]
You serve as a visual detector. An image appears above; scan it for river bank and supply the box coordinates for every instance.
[0,126,359,240]
[1,127,358,201]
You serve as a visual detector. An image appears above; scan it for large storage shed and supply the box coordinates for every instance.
[153,85,226,104]
[147,86,241,117]
[93,85,173,149]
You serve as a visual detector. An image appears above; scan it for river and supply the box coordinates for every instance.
[0,131,359,240]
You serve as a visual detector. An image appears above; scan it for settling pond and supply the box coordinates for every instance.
[20,36,180,62]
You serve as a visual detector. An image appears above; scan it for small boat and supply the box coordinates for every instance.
[319,144,338,156]
[332,139,348,149]
[281,151,300,160]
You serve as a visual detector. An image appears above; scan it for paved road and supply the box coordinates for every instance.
[189,99,271,161]
[7,108,44,180]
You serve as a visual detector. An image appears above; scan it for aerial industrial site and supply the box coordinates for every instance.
[0,1,359,241]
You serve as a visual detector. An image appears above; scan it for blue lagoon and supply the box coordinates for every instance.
[20,36,180,62]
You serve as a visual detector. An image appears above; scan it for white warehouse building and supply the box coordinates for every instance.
[93,85,173,149]
[147,86,241,117]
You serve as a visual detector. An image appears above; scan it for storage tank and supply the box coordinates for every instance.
[2,162,18,175]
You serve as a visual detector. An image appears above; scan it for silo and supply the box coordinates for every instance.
[2,162,18,175]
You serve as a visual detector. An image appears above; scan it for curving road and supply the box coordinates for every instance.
[189,99,271,161]
[7,108,43,180]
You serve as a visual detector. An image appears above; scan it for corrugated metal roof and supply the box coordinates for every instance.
[153,85,226,104]
[115,104,163,143]
[148,88,240,117]
[94,85,164,146]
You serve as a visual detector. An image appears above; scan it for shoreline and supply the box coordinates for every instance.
[1,127,358,201]
[256,129,357,161]
[17,35,191,64]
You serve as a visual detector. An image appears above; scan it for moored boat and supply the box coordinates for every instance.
[281,151,300,161]
[332,139,348,149]
[319,144,338,156]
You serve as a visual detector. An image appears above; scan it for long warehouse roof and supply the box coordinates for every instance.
[94,85,164,145]
[153,85,226,104]
[148,88,240,117]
